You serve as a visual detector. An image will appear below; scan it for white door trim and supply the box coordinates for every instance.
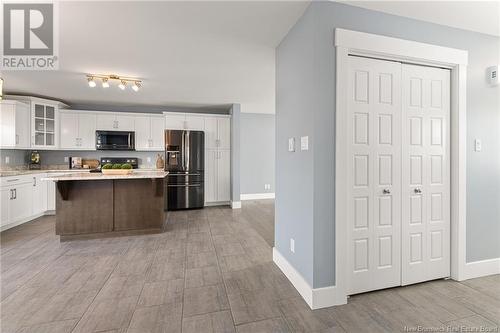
[335,29,468,305]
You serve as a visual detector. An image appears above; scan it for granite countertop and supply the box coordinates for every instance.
[0,168,165,178]
[42,171,168,181]
[0,169,90,177]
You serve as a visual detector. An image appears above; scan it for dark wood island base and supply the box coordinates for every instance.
[52,177,167,241]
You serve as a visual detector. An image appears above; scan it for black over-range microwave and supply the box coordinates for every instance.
[96,131,135,150]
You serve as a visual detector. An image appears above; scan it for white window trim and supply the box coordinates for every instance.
[335,28,468,305]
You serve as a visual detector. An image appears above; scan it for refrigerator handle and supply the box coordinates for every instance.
[181,130,186,170]
[186,131,190,171]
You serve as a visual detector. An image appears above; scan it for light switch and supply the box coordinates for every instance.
[474,139,482,152]
[288,138,295,152]
[300,136,309,151]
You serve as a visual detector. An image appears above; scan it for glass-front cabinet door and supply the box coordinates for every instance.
[32,102,58,148]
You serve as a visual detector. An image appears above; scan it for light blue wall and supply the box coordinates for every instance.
[276,1,500,288]
[240,113,275,194]
[276,7,316,285]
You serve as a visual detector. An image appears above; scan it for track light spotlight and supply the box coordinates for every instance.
[118,81,126,90]
[102,78,109,88]
[88,77,96,88]
[132,81,141,92]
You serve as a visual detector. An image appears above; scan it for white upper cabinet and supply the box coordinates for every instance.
[150,116,165,149]
[0,100,30,149]
[135,115,164,151]
[96,114,115,130]
[135,116,150,150]
[204,116,230,150]
[165,114,185,130]
[59,111,96,150]
[185,115,204,130]
[78,113,97,149]
[165,113,205,131]
[204,117,218,149]
[59,112,78,149]
[31,101,59,149]
[117,115,135,131]
[96,114,135,131]
[217,118,231,150]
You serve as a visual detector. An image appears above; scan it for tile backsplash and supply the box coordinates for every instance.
[0,149,164,169]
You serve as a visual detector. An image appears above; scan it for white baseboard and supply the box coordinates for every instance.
[461,258,500,280]
[204,201,230,207]
[272,247,347,309]
[241,193,275,200]
[231,201,241,209]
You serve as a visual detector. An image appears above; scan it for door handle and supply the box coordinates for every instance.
[414,188,422,194]
[382,188,391,194]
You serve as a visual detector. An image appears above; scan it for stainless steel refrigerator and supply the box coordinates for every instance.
[164,130,204,210]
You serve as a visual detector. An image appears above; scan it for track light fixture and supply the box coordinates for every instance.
[85,74,143,91]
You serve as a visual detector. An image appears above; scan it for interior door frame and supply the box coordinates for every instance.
[335,28,468,304]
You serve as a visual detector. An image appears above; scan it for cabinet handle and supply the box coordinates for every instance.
[15,134,19,144]
[13,189,17,200]
[6,178,19,182]
[9,189,13,200]
[33,177,36,186]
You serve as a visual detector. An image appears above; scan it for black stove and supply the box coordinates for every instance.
[100,157,139,169]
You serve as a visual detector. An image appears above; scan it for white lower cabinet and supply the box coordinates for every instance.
[205,149,230,204]
[217,150,230,202]
[1,173,55,231]
[1,177,33,230]
[32,174,48,215]
[47,180,56,211]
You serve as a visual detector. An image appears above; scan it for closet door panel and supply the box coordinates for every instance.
[402,64,450,285]
[347,56,402,295]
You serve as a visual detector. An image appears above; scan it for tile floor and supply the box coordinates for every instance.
[1,199,498,332]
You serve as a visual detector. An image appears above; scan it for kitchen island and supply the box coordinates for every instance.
[43,171,168,241]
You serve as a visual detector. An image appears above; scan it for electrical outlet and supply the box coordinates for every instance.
[290,238,295,253]
[64,157,69,163]
[474,139,482,152]
[264,184,271,190]
[5,156,10,164]
[288,137,295,152]
[300,136,309,151]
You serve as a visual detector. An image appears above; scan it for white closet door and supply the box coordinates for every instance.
[347,56,402,294]
[402,64,450,285]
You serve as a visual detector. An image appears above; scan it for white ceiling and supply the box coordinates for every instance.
[341,1,500,37]
[4,1,498,115]
[3,1,309,114]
